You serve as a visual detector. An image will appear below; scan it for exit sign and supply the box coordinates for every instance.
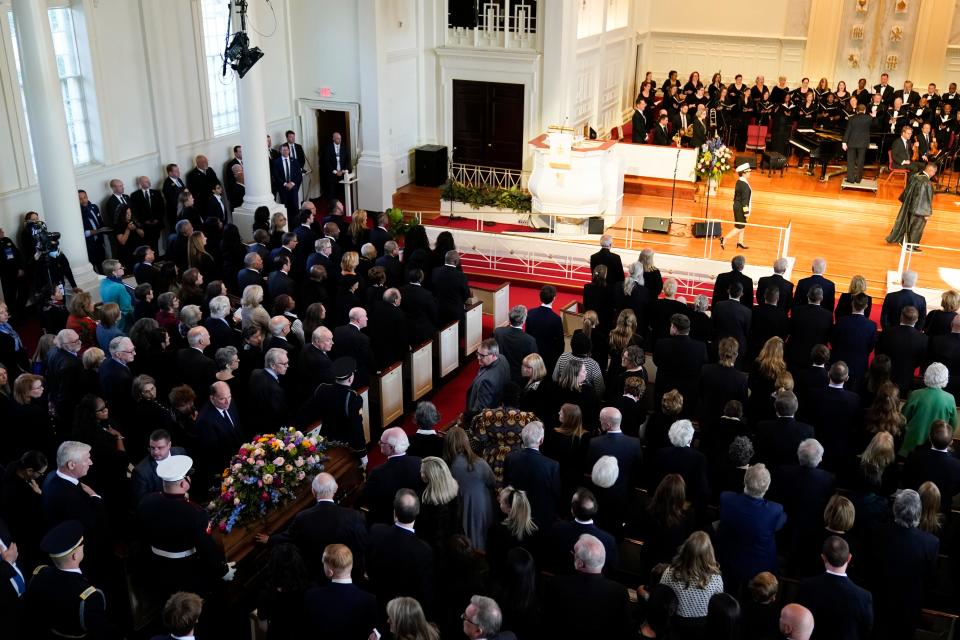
[319,87,333,97]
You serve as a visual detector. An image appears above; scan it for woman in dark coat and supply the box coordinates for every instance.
[541,403,591,500]
[582,265,616,332]
[418,457,463,553]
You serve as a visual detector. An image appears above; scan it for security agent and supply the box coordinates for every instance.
[21,520,108,639]
[298,357,367,467]
[136,455,235,599]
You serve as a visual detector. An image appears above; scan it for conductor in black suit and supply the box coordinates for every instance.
[358,427,425,525]
[843,104,872,183]
[631,98,648,143]
[321,131,349,200]
[796,536,873,640]
[652,114,672,145]
[272,145,303,217]
[589,235,625,289]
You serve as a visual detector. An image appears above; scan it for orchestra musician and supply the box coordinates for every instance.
[921,83,941,112]
[890,124,925,173]
[672,103,694,147]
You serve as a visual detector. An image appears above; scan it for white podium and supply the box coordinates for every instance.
[526,133,623,235]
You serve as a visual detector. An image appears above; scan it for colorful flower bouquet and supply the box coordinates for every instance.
[208,427,328,533]
[696,136,733,182]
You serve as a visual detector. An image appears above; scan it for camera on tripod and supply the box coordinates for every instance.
[27,220,61,258]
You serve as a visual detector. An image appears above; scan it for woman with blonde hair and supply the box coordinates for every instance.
[836,274,873,318]
[417,456,462,551]
[659,531,724,631]
[67,291,98,353]
[240,284,270,332]
[10,373,56,460]
[918,481,943,534]
[925,289,960,337]
[748,337,787,421]
[443,426,496,551]
[268,212,286,248]
[187,230,219,281]
[580,310,609,372]
[623,262,651,337]
[345,209,369,253]
[639,247,663,299]
[549,358,598,431]
[860,431,898,495]
[519,352,549,419]
[385,597,439,640]
[863,381,906,450]
[486,486,539,573]
[607,308,642,382]
[790,494,858,578]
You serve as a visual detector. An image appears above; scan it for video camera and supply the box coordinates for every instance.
[27,220,61,258]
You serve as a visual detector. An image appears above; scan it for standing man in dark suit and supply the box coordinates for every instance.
[331,307,376,390]
[755,392,815,467]
[756,257,794,313]
[903,419,960,513]
[868,490,939,640]
[771,439,836,551]
[321,131,349,201]
[794,258,836,313]
[162,163,186,230]
[102,178,129,228]
[893,80,921,106]
[46,330,84,431]
[185,155,221,209]
[369,212,393,257]
[194,381,243,485]
[749,286,789,360]
[99,336,135,423]
[207,183,230,225]
[303,544,377,638]
[654,313,708,409]
[227,163,246,210]
[631,98,648,143]
[589,234,625,290]
[712,254,754,307]
[880,270,927,329]
[400,269,438,347]
[175,327,218,399]
[652,114,672,145]
[545,489,618,575]
[843,103,873,183]
[830,293,877,383]
[585,407,643,525]
[223,145,242,195]
[712,283,752,368]
[721,163,753,250]
[298,358,367,463]
[525,285,565,372]
[281,130,307,170]
[358,428,425,525]
[203,295,238,351]
[797,536,873,640]
[237,252,265,293]
[375,240,403,288]
[493,305,538,385]
[787,286,834,368]
[295,326,334,399]
[876,306,928,395]
[430,250,471,327]
[42,441,105,537]
[503,421,562,527]
[247,348,291,434]
[129,429,187,504]
[272,145,303,218]
[466,338,511,423]
[129,175,164,252]
[78,189,107,273]
[368,288,409,369]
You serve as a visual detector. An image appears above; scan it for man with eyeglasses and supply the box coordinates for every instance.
[100,336,136,423]
[464,338,510,427]
[462,595,517,639]
[248,347,291,434]
[46,329,84,431]
[137,454,235,600]
[130,429,186,504]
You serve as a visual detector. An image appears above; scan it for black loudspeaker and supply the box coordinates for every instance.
[693,221,722,237]
[642,217,671,233]
[415,145,448,187]
[734,154,757,170]
[587,217,605,234]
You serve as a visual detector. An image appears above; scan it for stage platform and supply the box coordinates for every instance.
[394,163,960,299]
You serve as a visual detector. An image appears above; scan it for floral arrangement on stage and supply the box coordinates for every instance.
[695,137,733,182]
[208,428,328,533]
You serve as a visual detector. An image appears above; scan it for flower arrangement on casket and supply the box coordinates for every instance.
[696,137,734,181]
[208,427,328,533]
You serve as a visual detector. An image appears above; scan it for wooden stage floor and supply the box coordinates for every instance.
[394,164,960,297]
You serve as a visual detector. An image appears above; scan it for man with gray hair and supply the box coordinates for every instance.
[794,257,836,312]
[880,269,927,329]
[504,421,561,526]
[756,257,794,312]
[332,307,374,389]
[408,401,443,459]
[47,328,83,427]
[868,489,939,639]
[544,533,631,638]
[247,347,290,433]
[297,325,334,396]
[368,286,409,368]
[265,315,296,356]
[587,407,642,514]
[756,391,814,467]
[712,254,755,307]
[375,239,402,288]
[654,419,711,509]
[431,247,471,326]
[463,595,516,640]
[465,338,511,424]
[42,441,104,546]
[238,251,265,293]
[176,325,218,398]
[100,336,135,421]
[204,294,238,351]
[772,438,835,561]
[589,234,625,289]
[359,427,425,525]
[493,304,538,384]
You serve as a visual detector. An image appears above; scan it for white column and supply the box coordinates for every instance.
[232,0,285,240]
[541,0,578,129]
[11,0,98,292]
[356,0,395,212]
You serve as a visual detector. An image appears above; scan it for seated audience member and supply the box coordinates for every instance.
[716,463,786,592]
[302,544,377,639]
[543,534,633,639]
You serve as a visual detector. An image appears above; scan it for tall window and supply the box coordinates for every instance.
[8,6,93,166]
[200,0,239,136]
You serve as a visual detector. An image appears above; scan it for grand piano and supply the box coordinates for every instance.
[789,128,884,182]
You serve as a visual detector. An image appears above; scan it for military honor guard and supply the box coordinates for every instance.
[298,357,367,467]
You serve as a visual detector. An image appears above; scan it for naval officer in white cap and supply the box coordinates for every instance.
[721,162,753,250]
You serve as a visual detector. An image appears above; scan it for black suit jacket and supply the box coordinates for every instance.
[874,84,894,104]
[771,465,836,537]
[795,274,836,312]
[247,369,289,433]
[786,304,833,367]
[589,248,625,286]
[133,261,160,288]
[237,268,264,294]
[830,314,877,381]
[185,166,220,207]
[652,446,711,506]
[98,358,133,418]
[713,270,754,307]
[331,324,375,389]
[903,446,960,513]
[203,317,239,352]
[175,347,218,399]
[756,273,794,312]
[399,283,438,347]
[876,325,928,394]
[755,417,815,467]
[430,264,470,326]
[321,142,350,177]
[652,124,672,145]
[749,304,789,359]
[366,523,434,612]
[843,112,873,148]
[503,448,562,526]
[41,473,104,533]
[929,333,960,398]
[544,572,632,639]
[585,433,643,502]
[369,226,392,257]
[493,326,539,384]
[297,345,334,398]
[195,400,243,465]
[128,188,164,228]
[359,455,425,525]
[880,288,927,329]
[368,301,409,369]
[102,193,129,227]
[893,89,921,106]
[162,176,185,222]
[267,269,295,303]
[712,299,752,360]
[868,524,938,637]
[805,386,861,469]
[278,500,369,579]
[630,109,648,142]
[279,142,306,166]
[653,335,708,408]
[545,519,618,575]
[525,306,565,371]
[303,581,378,639]
[797,573,873,640]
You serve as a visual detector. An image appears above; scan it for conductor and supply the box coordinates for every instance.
[842,104,872,184]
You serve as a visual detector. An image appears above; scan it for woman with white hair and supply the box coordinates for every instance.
[653,420,711,510]
[899,362,958,456]
[623,261,651,339]
[715,463,786,592]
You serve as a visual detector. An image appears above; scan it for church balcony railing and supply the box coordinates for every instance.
[445,0,539,51]
[449,162,530,191]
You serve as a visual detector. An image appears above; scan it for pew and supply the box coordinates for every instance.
[463,299,483,358]
[375,360,404,429]
[408,339,434,402]
[437,320,459,378]
[471,281,510,329]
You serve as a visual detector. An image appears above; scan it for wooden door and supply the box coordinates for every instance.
[452,80,524,170]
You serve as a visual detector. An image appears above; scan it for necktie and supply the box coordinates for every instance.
[289,143,296,159]
[334,145,341,171]
[284,159,290,182]
[144,189,150,205]
[221,409,234,428]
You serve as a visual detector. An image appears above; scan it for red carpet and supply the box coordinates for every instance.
[427,215,533,233]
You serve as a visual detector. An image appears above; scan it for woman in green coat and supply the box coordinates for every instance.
[900,362,958,457]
